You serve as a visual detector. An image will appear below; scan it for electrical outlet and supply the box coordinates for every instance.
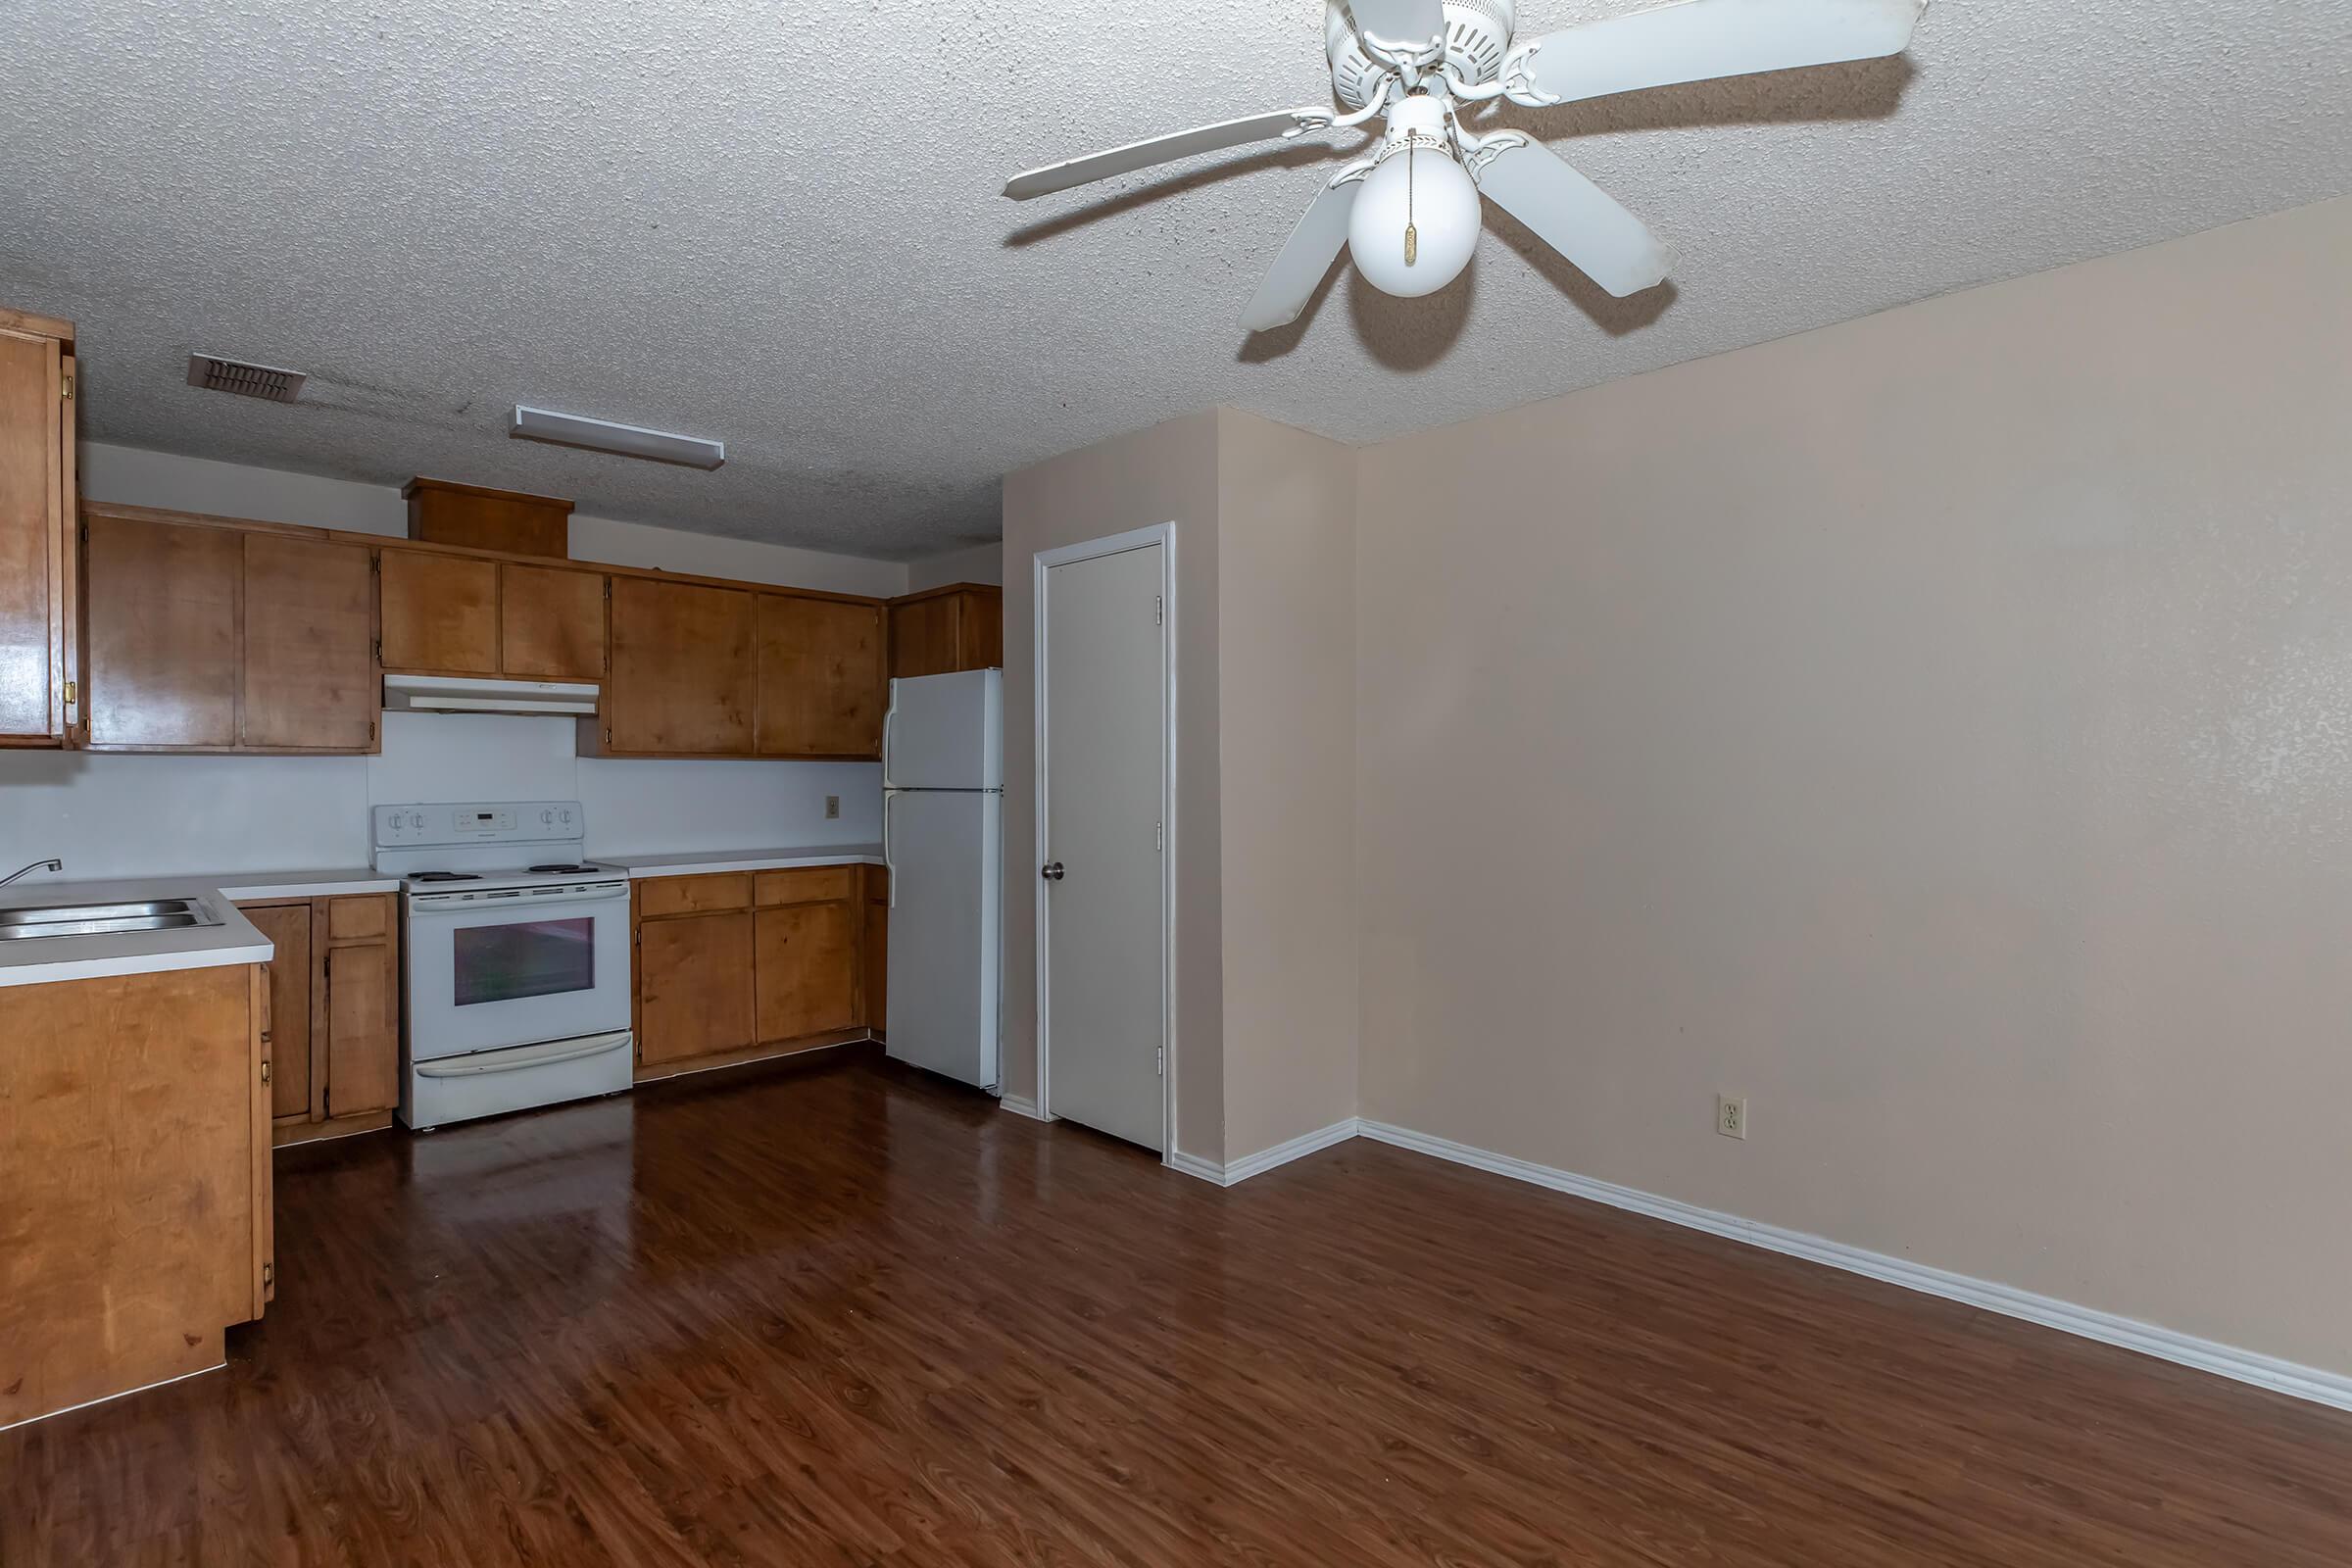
[1716,1095,1748,1141]
[824,795,841,820]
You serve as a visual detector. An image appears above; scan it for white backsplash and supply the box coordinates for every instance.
[0,713,881,881]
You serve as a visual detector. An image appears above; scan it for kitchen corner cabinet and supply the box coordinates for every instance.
[632,867,871,1078]
[378,550,607,682]
[238,892,400,1145]
[756,593,884,758]
[81,510,379,754]
[888,584,1002,680]
[0,308,77,746]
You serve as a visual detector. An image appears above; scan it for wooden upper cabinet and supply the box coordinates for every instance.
[379,551,499,675]
[83,513,241,750]
[404,477,571,560]
[0,313,74,745]
[888,585,1002,680]
[501,563,606,681]
[240,534,377,752]
[604,576,754,756]
[756,594,883,758]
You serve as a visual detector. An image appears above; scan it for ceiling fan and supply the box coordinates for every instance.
[1004,0,1927,331]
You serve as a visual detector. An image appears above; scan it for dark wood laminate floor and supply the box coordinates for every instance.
[8,1048,2351,1566]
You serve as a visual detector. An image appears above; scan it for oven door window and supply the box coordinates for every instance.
[452,916,597,1006]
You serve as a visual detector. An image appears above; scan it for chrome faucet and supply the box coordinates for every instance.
[0,858,63,888]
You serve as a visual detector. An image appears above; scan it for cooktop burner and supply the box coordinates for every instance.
[528,863,602,875]
[410,871,483,883]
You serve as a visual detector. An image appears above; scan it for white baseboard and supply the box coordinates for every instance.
[1356,1119,2352,1415]
[1167,1149,1227,1185]
[997,1094,1051,1121]
[1169,1118,1362,1188]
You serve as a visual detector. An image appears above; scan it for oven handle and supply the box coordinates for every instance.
[407,881,631,913]
[414,1030,633,1078]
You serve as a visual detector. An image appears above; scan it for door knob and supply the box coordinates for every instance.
[1041,861,1065,881]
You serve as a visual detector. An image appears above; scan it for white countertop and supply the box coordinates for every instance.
[214,868,402,902]
[0,875,275,990]
[604,845,886,879]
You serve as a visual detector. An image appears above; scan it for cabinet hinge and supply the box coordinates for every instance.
[1153,595,1163,626]
[261,1058,272,1085]
[62,679,75,708]
[1156,1046,1166,1077]
[368,718,377,744]
[263,1262,274,1289]
[61,372,74,401]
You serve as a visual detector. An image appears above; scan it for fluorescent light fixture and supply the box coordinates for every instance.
[510,404,724,469]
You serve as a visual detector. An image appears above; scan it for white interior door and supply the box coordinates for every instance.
[1041,539,1167,1151]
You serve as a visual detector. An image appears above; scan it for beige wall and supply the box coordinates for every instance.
[1216,410,1360,1156]
[1354,195,2352,1373]
[1000,409,1363,1168]
[1001,413,1226,1160]
[906,541,1004,590]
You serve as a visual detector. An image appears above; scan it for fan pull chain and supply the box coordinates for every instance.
[1404,143,1418,267]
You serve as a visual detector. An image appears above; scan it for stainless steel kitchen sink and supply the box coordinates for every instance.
[0,898,224,941]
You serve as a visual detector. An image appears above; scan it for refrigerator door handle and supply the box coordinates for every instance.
[882,790,897,908]
[881,683,899,789]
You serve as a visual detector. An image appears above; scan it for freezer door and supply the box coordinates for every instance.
[884,669,1003,791]
[883,789,1001,1089]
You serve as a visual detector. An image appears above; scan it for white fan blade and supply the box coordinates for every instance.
[1241,176,1362,332]
[1475,140,1669,297]
[1509,0,1924,106]
[1005,109,1330,200]
[1347,0,1446,51]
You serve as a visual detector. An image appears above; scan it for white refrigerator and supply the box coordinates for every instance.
[882,668,1003,1090]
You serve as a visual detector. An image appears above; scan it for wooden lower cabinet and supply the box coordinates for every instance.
[864,865,888,1038]
[636,908,756,1067]
[0,962,270,1429]
[756,902,858,1042]
[238,892,400,1145]
[633,865,883,1078]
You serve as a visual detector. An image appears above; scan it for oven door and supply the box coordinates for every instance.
[405,881,632,1061]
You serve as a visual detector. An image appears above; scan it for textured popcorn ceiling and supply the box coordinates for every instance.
[1,2,2346,560]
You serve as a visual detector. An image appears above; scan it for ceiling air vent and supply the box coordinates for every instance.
[186,353,307,403]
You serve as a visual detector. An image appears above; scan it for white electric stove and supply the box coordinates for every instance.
[372,801,634,1130]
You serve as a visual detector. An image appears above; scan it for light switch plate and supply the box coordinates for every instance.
[824,795,841,819]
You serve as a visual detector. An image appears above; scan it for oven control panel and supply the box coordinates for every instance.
[373,801,581,848]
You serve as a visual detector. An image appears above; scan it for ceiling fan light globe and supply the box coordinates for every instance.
[1347,145,1479,298]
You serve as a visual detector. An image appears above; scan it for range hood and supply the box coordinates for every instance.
[383,673,600,716]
